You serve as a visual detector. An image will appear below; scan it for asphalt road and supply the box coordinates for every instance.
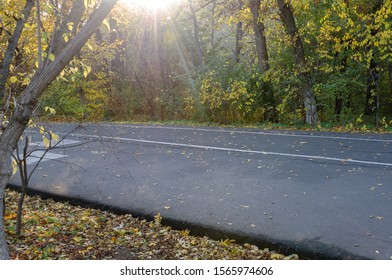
[9,122,392,259]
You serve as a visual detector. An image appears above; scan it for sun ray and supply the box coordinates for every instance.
[121,0,183,12]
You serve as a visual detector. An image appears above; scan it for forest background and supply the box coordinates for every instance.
[2,0,392,129]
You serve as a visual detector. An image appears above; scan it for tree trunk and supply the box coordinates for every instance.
[0,0,119,260]
[304,83,318,125]
[249,0,276,121]
[235,0,244,63]
[0,0,35,260]
[235,21,243,63]
[276,0,318,126]
[0,177,10,259]
[187,0,203,66]
[334,54,347,121]
[364,48,379,121]
[249,0,269,72]
[210,0,216,50]
[50,0,86,58]
[156,21,169,94]
[0,0,35,100]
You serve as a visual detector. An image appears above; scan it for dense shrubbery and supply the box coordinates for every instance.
[36,0,391,128]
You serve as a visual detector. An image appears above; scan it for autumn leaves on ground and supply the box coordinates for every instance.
[4,191,298,260]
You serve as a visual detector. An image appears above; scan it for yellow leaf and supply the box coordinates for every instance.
[102,19,110,31]
[12,160,18,175]
[43,137,50,148]
[270,253,283,260]
[9,76,18,83]
[154,213,162,225]
[73,236,82,242]
[48,53,55,61]
[51,132,59,142]
[86,42,93,51]
[45,106,56,115]
[83,66,91,78]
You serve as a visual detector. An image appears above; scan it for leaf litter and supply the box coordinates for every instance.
[4,190,299,260]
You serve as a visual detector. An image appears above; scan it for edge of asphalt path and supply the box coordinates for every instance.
[7,183,370,260]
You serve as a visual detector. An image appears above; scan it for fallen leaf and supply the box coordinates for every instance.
[73,236,82,242]
[4,190,300,260]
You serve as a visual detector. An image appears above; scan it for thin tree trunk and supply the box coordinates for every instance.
[210,0,216,49]
[0,0,35,100]
[14,136,29,237]
[277,0,318,126]
[49,0,86,58]
[156,20,169,94]
[249,0,269,72]
[0,0,119,260]
[187,0,203,66]
[235,0,244,63]
[249,0,276,120]
[36,0,43,70]
[0,0,35,260]
[235,21,243,63]
[16,188,26,237]
[334,54,347,121]
[0,179,9,259]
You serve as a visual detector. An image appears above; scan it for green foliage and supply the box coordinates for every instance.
[41,71,109,120]
[199,65,276,124]
[4,0,391,127]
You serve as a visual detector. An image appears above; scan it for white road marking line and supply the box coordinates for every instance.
[66,133,392,167]
[17,139,79,165]
[22,151,68,165]
[30,139,81,147]
[100,124,392,143]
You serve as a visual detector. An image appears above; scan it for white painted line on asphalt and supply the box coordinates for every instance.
[67,133,392,167]
[30,139,81,147]
[22,151,67,165]
[100,123,392,143]
[16,139,79,165]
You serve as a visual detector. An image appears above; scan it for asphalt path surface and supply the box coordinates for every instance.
[9,123,392,259]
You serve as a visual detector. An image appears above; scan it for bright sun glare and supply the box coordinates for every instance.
[121,0,182,11]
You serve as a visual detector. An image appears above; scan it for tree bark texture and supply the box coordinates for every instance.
[50,0,86,58]
[276,0,318,126]
[249,0,269,72]
[0,0,119,260]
